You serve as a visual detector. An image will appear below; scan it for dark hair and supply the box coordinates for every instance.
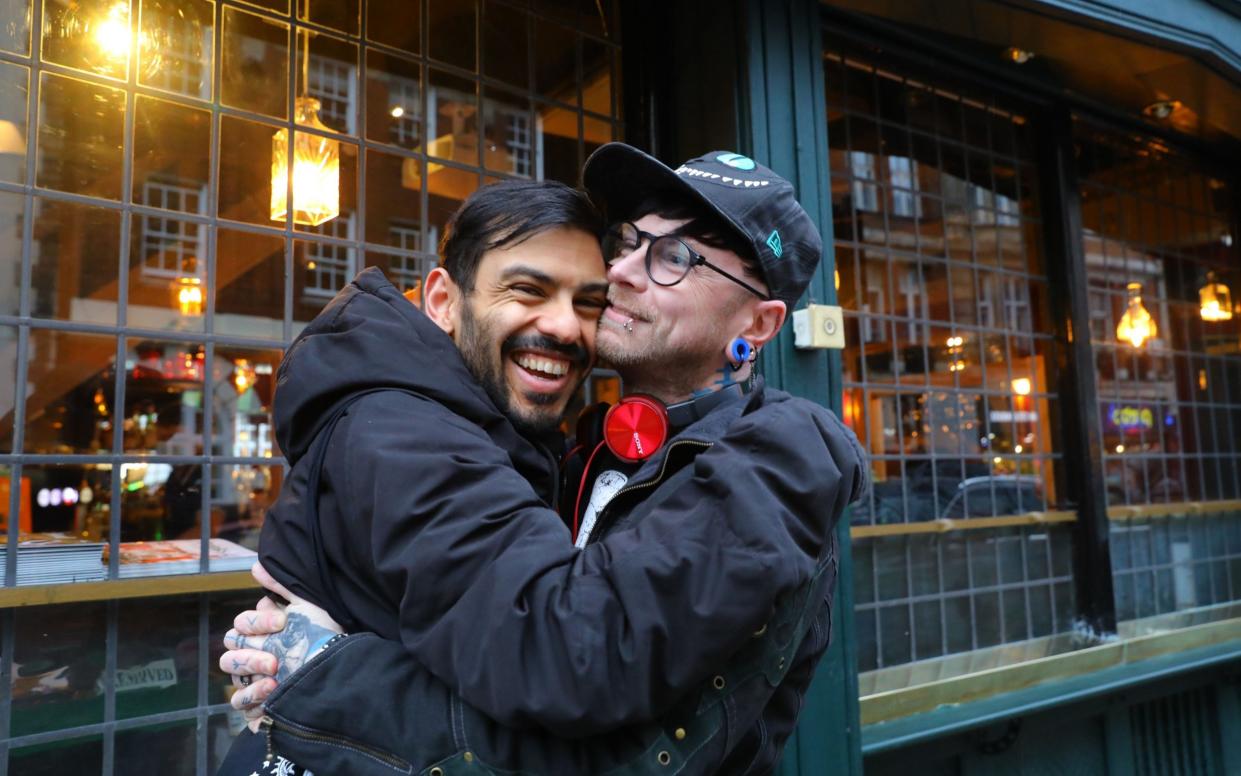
[626,190,761,279]
[440,180,604,293]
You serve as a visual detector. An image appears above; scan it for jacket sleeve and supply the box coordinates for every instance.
[338,392,865,737]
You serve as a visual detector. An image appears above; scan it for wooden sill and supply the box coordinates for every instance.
[0,571,260,608]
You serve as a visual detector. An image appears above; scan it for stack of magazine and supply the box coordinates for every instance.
[105,538,257,578]
[0,533,107,586]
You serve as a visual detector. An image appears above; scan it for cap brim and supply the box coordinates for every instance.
[582,143,747,245]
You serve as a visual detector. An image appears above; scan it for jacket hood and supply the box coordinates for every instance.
[274,267,531,465]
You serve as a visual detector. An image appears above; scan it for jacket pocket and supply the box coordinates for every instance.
[261,713,413,775]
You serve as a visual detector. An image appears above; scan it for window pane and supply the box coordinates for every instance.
[30,197,121,324]
[365,147,424,247]
[132,95,211,212]
[428,0,475,71]
[218,114,285,226]
[0,0,31,55]
[212,462,280,551]
[428,67,478,168]
[127,212,207,332]
[211,345,279,457]
[482,88,533,178]
[42,0,130,80]
[11,603,106,736]
[221,6,288,120]
[580,35,612,117]
[0,192,21,317]
[301,0,357,35]
[483,1,527,88]
[365,48,422,151]
[138,0,213,99]
[296,28,357,136]
[215,227,285,340]
[534,20,576,105]
[121,337,204,454]
[116,595,201,719]
[24,331,115,454]
[537,101,578,185]
[0,61,29,183]
[115,722,199,771]
[36,72,125,199]
[293,235,355,325]
[366,0,418,55]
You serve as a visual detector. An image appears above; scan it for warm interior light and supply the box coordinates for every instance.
[174,275,203,316]
[271,96,341,226]
[390,105,405,118]
[1142,99,1182,120]
[1199,273,1233,322]
[1116,282,1155,348]
[233,359,257,394]
[1011,377,1032,396]
[94,2,131,62]
[1004,47,1033,64]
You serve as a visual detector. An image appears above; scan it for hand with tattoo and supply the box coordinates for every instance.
[220,562,344,730]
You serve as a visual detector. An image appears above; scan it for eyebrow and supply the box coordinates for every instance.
[498,265,609,296]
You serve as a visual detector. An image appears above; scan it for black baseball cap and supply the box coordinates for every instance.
[582,143,822,310]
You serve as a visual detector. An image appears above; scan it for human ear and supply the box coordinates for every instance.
[422,267,460,336]
[737,299,787,350]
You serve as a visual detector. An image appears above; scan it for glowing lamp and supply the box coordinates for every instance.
[1011,377,1032,396]
[1116,282,1155,348]
[1199,273,1232,322]
[175,275,203,316]
[271,97,341,227]
[233,359,257,394]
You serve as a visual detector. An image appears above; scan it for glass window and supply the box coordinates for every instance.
[827,46,1072,685]
[1,1,621,767]
[1076,121,1241,628]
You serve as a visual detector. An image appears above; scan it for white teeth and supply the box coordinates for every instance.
[515,354,569,377]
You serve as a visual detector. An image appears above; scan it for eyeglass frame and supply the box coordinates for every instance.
[603,222,772,301]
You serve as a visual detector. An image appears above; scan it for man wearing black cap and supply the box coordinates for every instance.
[220,144,864,775]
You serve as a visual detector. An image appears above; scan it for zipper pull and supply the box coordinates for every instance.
[260,715,275,768]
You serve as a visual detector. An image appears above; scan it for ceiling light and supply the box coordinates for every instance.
[1004,47,1034,64]
[1142,99,1182,120]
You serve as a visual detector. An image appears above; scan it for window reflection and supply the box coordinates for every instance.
[24,329,116,454]
[220,6,288,120]
[11,603,107,736]
[0,61,29,183]
[132,95,210,213]
[211,346,278,458]
[212,463,279,550]
[138,0,212,99]
[215,227,285,340]
[121,338,204,454]
[120,462,201,542]
[36,72,124,199]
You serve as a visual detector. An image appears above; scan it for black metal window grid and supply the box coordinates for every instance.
[823,43,1077,673]
[1076,121,1241,624]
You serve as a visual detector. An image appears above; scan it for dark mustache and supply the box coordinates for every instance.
[501,334,589,368]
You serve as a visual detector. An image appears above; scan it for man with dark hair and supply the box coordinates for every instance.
[219,146,864,775]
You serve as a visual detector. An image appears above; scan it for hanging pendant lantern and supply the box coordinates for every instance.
[271,96,340,227]
[1199,272,1233,322]
[1116,282,1156,348]
[174,274,203,317]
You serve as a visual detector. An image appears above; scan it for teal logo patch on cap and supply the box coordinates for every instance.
[716,153,756,171]
[766,229,783,257]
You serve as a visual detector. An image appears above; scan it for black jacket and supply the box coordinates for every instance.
[256,268,866,772]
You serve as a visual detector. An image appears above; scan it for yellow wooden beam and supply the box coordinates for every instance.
[0,571,259,608]
[1106,499,1241,521]
[851,510,1078,539]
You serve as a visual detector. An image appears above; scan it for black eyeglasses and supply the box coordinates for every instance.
[602,222,771,300]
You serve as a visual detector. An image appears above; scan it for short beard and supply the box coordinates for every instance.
[457,302,572,439]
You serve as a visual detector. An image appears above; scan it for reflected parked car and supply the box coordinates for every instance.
[939,475,1044,519]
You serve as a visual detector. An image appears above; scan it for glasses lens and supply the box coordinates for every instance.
[603,223,640,264]
[647,236,695,285]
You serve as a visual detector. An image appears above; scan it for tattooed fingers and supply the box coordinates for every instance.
[233,608,286,635]
[229,676,277,711]
[220,647,278,677]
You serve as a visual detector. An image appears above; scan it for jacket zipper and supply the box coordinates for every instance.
[586,439,713,545]
[260,713,412,772]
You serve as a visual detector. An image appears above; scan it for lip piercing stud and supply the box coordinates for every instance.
[624,318,634,333]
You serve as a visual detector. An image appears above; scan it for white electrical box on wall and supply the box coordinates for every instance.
[792,304,845,350]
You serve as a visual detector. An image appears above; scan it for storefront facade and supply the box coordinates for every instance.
[0,0,1238,774]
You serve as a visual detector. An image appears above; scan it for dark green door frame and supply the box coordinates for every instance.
[739,2,862,774]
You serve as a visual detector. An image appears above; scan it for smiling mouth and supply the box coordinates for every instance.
[512,352,571,379]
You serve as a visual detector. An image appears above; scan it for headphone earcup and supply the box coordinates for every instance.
[604,395,669,463]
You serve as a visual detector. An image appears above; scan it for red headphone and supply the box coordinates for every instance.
[602,394,670,463]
